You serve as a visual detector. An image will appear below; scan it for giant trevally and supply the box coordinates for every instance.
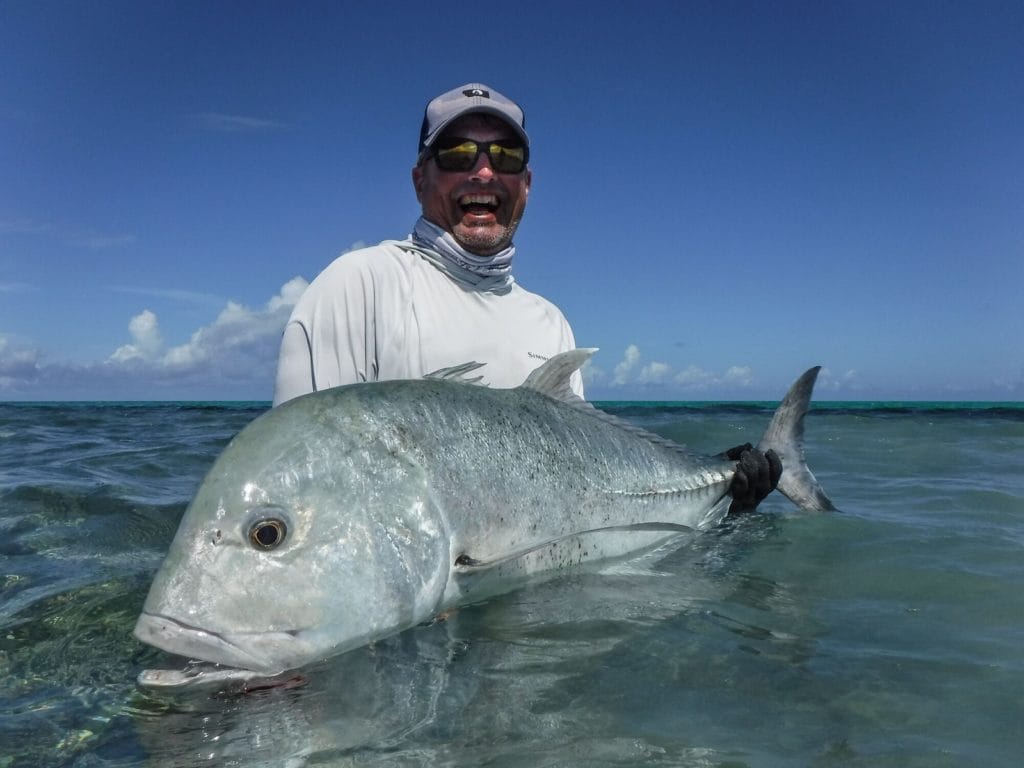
[134,349,833,684]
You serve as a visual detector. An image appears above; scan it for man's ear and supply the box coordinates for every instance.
[412,164,425,203]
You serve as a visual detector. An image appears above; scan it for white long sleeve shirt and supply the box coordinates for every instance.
[273,241,582,406]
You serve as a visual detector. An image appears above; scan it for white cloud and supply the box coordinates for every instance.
[613,344,641,385]
[606,345,757,394]
[121,277,310,375]
[0,277,309,399]
[341,240,368,255]
[110,309,163,363]
[817,367,858,392]
[723,366,753,386]
[189,113,290,133]
[0,335,40,372]
[266,276,308,311]
[0,335,42,389]
[673,364,716,389]
[638,361,672,384]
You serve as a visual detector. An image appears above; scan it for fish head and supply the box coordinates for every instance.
[134,390,452,675]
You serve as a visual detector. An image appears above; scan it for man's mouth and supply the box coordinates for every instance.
[459,193,499,216]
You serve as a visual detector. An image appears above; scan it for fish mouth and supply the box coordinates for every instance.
[137,661,307,692]
[133,611,303,676]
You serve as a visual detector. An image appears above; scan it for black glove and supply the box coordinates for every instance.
[721,443,783,515]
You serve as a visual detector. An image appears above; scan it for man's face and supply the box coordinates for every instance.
[412,114,531,256]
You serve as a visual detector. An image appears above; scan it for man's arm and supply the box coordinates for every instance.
[271,249,390,407]
[272,321,316,407]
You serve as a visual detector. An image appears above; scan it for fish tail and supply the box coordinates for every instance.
[756,367,836,512]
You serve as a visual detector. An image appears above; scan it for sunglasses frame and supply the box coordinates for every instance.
[427,137,529,174]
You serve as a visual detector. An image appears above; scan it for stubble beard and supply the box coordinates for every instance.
[453,217,521,256]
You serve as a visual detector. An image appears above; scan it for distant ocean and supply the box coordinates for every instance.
[2,399,1022,767]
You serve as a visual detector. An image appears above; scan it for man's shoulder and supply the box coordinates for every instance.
[508,281,570,319]
[287,242,413,313]
[317,240,417,275]
[300,240,431,293]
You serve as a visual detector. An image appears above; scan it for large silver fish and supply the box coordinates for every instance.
[134,349,833,682]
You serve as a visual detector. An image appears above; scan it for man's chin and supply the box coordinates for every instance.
[452,224,511,256]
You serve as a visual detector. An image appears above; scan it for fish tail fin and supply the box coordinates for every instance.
[757,367,836,512]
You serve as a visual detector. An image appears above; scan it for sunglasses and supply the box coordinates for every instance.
[429,138,529,174]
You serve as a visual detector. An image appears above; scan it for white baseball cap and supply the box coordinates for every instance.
[418,83,529,153]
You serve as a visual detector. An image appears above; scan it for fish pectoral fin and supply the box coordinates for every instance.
[452,522,696,575]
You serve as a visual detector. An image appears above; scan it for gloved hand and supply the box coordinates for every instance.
[722,443,783,515]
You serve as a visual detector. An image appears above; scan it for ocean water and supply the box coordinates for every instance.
[1,398,1022,767]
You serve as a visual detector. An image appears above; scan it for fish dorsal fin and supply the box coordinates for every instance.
[424,361,487,385]
[520,348,596,403]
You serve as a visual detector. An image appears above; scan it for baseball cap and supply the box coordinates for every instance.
[418,83,529,153]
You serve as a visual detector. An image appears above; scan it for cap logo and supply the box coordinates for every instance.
[463,88,490,99]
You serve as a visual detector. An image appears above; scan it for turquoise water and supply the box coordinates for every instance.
[2,401,1022,766]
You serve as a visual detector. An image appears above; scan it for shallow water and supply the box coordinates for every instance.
[1,400,1022,766]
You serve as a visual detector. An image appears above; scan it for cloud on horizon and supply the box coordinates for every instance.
[4,311,759,401]
[592,344,758,394]
[816,367,859,394]
[9,303,996,401]
[0,277,308,400]
[0,335,42,390]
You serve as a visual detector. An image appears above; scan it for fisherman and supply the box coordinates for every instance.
[272,82,779,512]
[273,83,577,405]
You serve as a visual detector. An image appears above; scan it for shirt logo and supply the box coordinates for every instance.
[463,88,490,99]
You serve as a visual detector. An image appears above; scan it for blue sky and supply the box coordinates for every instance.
[2,1,1022,401]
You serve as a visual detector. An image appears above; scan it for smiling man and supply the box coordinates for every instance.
[273,83,582,406]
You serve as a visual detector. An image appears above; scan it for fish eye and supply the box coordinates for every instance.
[249,518,287,550]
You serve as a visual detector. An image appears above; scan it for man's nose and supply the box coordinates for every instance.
[469,153,496,180]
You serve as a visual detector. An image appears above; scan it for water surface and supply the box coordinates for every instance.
[2,400,1022,766]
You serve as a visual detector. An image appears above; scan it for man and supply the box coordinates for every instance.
[273,83,580,406]
[272,82,779,512]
